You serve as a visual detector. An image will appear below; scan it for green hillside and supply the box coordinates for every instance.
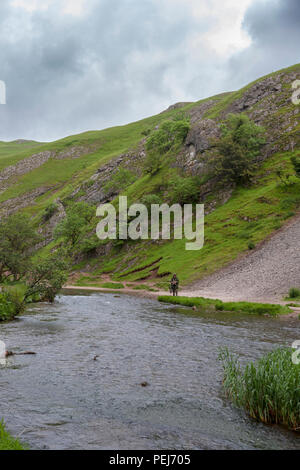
[1,63,300,290]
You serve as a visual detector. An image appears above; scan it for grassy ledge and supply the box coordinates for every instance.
[219,348,300,431]
[0,421,26,450]
[158,296,291,316]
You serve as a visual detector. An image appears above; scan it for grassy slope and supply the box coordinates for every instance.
[1,64,300,287]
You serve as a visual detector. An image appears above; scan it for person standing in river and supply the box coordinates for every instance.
[170,274,179,296]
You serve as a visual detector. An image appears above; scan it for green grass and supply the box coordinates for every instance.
[219,347,300,431]
[100,282,124,289]
[285,287,300,301]
[158,296,291,316]
[0,421,25,450]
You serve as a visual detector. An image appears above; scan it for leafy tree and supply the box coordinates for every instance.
[144,117,190,175]
[54,202,95,247]
[24,254,69,303]
[291,155,300,178]
[146,119,190,155]
[0,213,39,281]
[215,114,265,186]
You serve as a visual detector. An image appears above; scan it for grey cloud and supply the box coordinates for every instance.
[226,0,300,89]
[1,0,299,142]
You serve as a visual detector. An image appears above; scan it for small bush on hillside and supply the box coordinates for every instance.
[104,168,137,194]
[168,175,201,205]
[42,203,58,222]
[291,155,300,178]
[248,242,256,250]
[288,287,300,299]
[143,152,164,175]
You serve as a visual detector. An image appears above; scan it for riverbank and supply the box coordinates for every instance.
[0,422,25,450]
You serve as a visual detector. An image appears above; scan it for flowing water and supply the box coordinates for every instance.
[0,290,299,450]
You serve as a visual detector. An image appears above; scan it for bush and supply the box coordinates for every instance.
[291,155,300,178]
[219,347,300,431]
[168,175,201,205]
[144,117,190,176]
[215,113,265,186]
[104,168,137,194]
[248,242,256,250]
[288,287,300,299]
[140,194,162,210]
[42,203,58,222]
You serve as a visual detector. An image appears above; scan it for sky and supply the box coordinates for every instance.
[0,0,299,142]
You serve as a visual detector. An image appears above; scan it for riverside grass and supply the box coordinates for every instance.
[158,296,291,316]
[219,348,300,431]
[0,421,25,450]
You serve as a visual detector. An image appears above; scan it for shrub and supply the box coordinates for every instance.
[42,203,58,222]
[144,117,190,175]
[140,194,162,210]
[143,152,163,175]
[248,241,256,250]
[215,113,265,186]
[288,287,300,299]
[168,175,201,205]
[104,168,137,194]
[291,155,300,178]
[219,347,300,431]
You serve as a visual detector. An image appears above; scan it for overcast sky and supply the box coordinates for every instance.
[0,0,299,142]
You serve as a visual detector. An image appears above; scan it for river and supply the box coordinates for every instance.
[0,290,299,450]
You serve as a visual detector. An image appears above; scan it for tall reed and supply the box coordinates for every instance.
[219,347,300,431]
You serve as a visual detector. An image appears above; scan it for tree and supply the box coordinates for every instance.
[144,117,190,176]
[24,254,69,303]
[0,213,39,281]
[54,202,95,247]
[215,114,265,186]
